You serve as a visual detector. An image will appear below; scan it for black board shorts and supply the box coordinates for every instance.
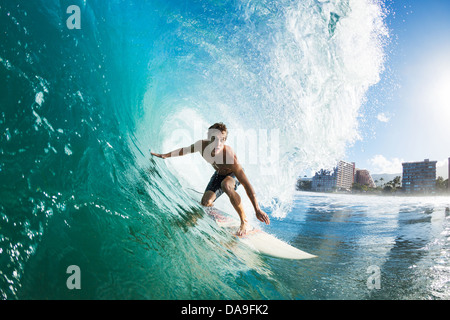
[205,171,241,201]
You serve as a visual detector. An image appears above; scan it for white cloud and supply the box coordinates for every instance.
[368,155,404,174]
[376,112,390,123]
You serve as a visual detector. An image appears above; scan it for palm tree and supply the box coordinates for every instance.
[393,176,401,189]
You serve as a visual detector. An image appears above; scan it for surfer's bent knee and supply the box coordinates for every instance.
[201,192,215,207]
[201,199,214,207]
[221,178,236,196]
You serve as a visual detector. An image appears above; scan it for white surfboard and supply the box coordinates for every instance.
[201,201,317,260]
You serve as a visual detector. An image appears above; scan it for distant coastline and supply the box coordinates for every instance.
[297,175,449,197]
[296,189,450,198]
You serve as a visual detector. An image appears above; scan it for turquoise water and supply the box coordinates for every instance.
[3,0,448,300]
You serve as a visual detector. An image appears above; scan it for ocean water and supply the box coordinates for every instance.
[3,0,448,300]
[266,192,450,300]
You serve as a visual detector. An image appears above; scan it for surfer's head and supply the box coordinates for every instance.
[208,122,227,153]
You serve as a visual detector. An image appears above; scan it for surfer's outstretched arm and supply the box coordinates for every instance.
[151,140,203,159]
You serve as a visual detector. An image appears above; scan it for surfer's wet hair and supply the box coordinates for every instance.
[208,122,227,141]
[208,122,227,133]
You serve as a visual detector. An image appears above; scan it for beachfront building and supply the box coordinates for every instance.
[336,160,355,190]
[312,160,354,192]
[355,169,376,188]
[311,168,337,192]
[402,159,437,194]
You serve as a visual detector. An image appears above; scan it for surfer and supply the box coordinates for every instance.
[151,122,270,236]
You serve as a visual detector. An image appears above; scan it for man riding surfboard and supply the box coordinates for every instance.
[151,122,270,236]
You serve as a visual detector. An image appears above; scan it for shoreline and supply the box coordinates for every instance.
[296,190,450,198]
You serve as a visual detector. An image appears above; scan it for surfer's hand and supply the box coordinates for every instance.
[256,209,270,225]
[151,152,169,159]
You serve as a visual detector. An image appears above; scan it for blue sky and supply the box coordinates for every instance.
[347,0,450,177]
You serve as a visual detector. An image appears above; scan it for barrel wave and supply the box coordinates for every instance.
[0,0,388,299]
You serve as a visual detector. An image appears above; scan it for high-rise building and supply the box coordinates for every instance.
[402,159,437,194]
[336,160,355,190]
[311,160,354,192]
[355,169,376,188]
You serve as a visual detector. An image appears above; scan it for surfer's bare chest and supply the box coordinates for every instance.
[200,145,233,175]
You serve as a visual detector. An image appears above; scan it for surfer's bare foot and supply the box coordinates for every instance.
[237,222,249,236]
